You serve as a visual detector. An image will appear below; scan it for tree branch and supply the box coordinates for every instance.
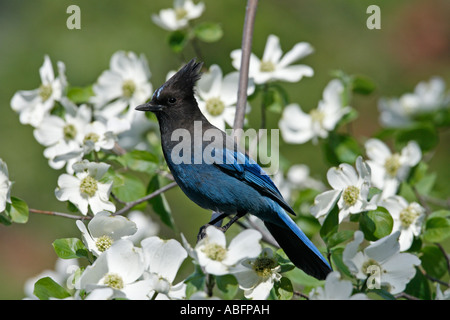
[30,181,178,220]
[232,0,258,140]
[29,208,92,220]
[114,181,178,216]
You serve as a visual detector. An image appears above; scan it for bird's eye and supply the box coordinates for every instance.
[168,97,177,104]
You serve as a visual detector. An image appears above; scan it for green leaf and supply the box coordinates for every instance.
[326,230,355,249]
[67,85,94,103]
[273,277,293,300]
[147,175,175,229]
[324,133,362,165]
[359,207,393,241]
[112,172,146,203]
[33,277,71,300]
[320,201,340,244]
[167,30,188,53]
[7,197,29,224]
[330,247,352,278]
[394,123,439,152]
[420,246,448,279]
[194,22,223,43]
[423,217,450,243]
[53,238,88,259]
[263,83,289,114]
[116,150,159,173]
[184,264,206,298]
[404,267,431,300]
[351,75,376,95]
[216,275,238,299]
[368,289,396,300]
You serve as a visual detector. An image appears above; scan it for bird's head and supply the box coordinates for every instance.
[135,59,203,114]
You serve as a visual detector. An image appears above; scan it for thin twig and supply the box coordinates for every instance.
[29,208,92,220]
[394,292,420,300]
[436,243,450,274]
[114,181,178,216]
[30,182,178,220]
[232,0,259,142]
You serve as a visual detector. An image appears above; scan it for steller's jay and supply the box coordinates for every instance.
[135,59,332,280]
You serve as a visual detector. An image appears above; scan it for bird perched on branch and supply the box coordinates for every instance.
[135,59,331,280]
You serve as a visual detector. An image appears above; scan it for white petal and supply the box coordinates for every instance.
[365,138,392,164]
[88,212,137,240]
[39,55,55,84]
[197,64,223,100]
[310,190,341,220]
[342,230,365,273]
[219,72,240,106]
[105,240,144,284]
[141,237,187,283]
[327,163,358,190]
[262,35,283,64]
[224,229,262,265]
[279,104,313,144]
[365,231,401,263]
[278,42,314,68]
[10,89,40,113]
[273,65,314,82]
[401,141,421,167]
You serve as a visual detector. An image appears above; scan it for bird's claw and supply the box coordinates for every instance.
[197,224,225,242]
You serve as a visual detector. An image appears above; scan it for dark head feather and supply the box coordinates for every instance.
[164,59,203,93]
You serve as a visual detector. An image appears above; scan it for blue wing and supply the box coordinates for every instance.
[212,147,296,216]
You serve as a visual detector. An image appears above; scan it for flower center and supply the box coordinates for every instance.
[84,132,100,144]
[205,97,225,116]
[309,109,325,124]
[122,79,136,98]
[362,258,382,275]
[202,243,227,261]
[102,273,124,290]
[175,8,188,20]
[384,154,401,177]
[79,175,98,197]
[39,84,53,101]
[399,205,420,228]
[252,257,278,278]
[63,124,77,141]
[259,60,276,73]
[96,235,113,252]
[342,186,360,206]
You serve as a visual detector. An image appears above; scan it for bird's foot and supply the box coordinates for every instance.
[197,224,227,242]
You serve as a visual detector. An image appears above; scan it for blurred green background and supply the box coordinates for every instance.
[0,0,449,299]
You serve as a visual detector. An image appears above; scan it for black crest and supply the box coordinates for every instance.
[165,59,203,93]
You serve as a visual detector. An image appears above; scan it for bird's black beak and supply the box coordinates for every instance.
[135,102,163,112]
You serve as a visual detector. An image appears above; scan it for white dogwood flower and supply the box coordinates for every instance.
[380,196,425,251]
[141,237,188,299]
[378,76,449,128]
[151,0,205,31]
[309,271,368,300]
[311,156,377,223]
[196,64,254,130]
[233,248,281,300]
[0,159,12,213]
[78,240,150,300]
[365,138,421,198]
[55,160,115,215]
[194,226,262,276]
[91,51,152,123]
[279,79,350,144]
[231,34,314,84]
[11,55,66,127]
[76,211,138,257]
[343,231,420,294]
